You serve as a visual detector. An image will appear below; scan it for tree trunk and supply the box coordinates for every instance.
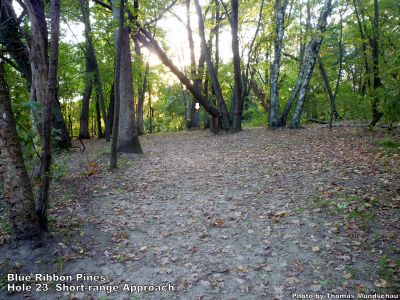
[110,0,124,170]
[317,55,335,129]
[108,82,115,133]
[3,0,70,149]
[203,74,210,128]
[111,0,142,153]
[369,0,383,127]
[353,0,371,96]
[269,0,288,128]
[231,0,243,131]
[79,0,109,140]
[0,64,41,240]
[136,61,148,135]
[279,64,304,126]
[148,83,154,133]
[194,0,230,129]
[79,68,92,138]
[24,0,61,231]
[134,32,220,122]
[132,0,146,136]
[185,0,200,129]
[290,0,332,128]
[251,80,268,112]
[332,8,344,120]
[95,93,103,138]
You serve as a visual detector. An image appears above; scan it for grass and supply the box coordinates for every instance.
[376,137,400,155]
[313,193,377,227]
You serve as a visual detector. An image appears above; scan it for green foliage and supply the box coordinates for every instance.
[376,138,400,155]
[242,101,268,127]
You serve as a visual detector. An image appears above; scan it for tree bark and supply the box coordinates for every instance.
[24,0,61,231]
[79,0,109,140]
[132,0,146,135]
[111,0,142,153]
[136,61,148,135]
[279,63,304,126]
[353,0,371,96]
[108,82,115,133]
[186,0,200,129]
[317,55,336,129]
[135,33,220,121]
[269,0,288,128]
[110,0,124,170]
[0,63,41,240]
[95,93,103,138]
[2,0,70,149]
[231,0,243,131]
[79,67,92,138]
[369,0,383,127]
[290,0,332,128]
[194,0,230,129]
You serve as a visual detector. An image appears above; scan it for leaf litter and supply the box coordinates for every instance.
[0,126,399,299]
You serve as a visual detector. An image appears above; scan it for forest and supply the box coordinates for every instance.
[0,0,399,299]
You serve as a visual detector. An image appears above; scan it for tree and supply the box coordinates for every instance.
[269,0,288,128]
[280,0,332,128]
[24,0,61,230]
[78,0,110,140]
[134,27,222,132]
[110,0,124,170]
[0,63,40,240]
[186,0,200,129]
[0,0,71,149]
[230,0,243,131]
[110,0,142,153]
[194,0,230,129]
[369,0,383,127]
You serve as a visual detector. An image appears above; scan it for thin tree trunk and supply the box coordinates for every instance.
[132,0,146,135]
[317,55,335,129]
[28,0,61,231]
[243,0,264,104]
[186,0,200,129]
[0,64,41,240]
[134,33,220,123]
[3,0,70,149]
[110,0,124,170]
[137,61,149,135]
[290,0,332,128]
[79,0,109,140]
[95,93,103,138]
[331,8,344,121]
[369,0,383,127]
[353,0,371,96]
[231,0,243,131]
[203,74,210,128]
[279,64,304,126]
[148,82,153,133]
[194,0,230,129]
[108,82,115,133]
[269,0,288,128]
[79,68,92,138]
[251,80,268,112]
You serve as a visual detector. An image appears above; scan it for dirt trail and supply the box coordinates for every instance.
[1,127,399,299]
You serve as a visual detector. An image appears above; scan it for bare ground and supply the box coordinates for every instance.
[1,126,399,300]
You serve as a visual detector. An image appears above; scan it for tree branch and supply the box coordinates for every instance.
[144,0,179,27]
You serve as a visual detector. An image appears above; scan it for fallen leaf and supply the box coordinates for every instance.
[374,279,388,288]
[312,246,320,252]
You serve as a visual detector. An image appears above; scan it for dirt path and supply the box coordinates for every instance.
[1,127,399,299]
